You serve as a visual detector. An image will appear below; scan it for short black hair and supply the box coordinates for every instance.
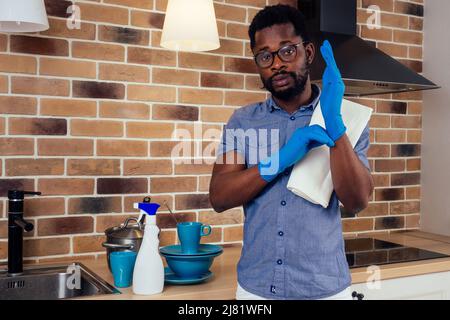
[248,4,310,50]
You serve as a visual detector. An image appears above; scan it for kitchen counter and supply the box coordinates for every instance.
[33,230,450,300]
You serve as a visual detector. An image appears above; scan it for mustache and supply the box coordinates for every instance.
[269,71,295,82]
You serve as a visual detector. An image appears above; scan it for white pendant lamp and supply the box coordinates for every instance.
[0,0,49,33]
[160,0,220,52]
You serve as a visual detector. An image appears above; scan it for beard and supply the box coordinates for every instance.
[262,62,310,101]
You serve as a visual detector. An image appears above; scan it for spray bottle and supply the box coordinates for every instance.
[132,200,165,295]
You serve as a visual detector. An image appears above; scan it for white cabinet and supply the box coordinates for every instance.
[351,271,450,300]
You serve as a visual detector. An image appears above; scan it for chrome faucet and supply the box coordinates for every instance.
[7,190,41,275]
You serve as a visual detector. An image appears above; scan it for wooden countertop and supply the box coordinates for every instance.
[26,230,450,300]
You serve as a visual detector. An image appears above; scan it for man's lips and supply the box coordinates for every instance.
[271,74,291,87]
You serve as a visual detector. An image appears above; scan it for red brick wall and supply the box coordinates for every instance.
[0,0,423,262]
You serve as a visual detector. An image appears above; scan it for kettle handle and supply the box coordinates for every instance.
[102,242,134,249]
[122,217,141,229]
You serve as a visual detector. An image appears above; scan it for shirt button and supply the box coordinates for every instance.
[270,286,276,294]
[280,200,286,206]
[278,231,284,236]
[290,116,296,121]
[277,259,283,265]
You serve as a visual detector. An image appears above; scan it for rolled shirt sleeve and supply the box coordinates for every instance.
[216,110,245,159]
[353,124,371,171]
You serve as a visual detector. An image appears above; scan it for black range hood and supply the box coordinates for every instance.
[298,0,439,97]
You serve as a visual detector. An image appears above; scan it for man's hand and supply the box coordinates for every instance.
[258,125,335,182]
[320,40,346,142]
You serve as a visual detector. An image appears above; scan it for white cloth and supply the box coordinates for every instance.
[287,99,373,208]
[236,283,353,300]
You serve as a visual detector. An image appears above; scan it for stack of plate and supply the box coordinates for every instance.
[159,244,223,285]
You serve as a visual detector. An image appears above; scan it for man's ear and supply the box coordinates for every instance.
[305,42,315,65]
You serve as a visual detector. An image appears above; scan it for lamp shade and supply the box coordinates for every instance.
[160,0,220,52]
[0,0,49,32]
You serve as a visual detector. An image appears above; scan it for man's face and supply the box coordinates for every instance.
[253,23,314,101]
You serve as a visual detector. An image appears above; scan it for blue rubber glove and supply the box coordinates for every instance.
[258,125,335,182]
[320,40,347,142]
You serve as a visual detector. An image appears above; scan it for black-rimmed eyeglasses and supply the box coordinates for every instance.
[254,41,309,69]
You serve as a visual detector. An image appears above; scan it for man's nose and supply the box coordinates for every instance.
[271,54,286,71]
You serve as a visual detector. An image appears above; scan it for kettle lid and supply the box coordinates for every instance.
[105,217,144,240]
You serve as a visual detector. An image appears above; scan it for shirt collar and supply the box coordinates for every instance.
[268,84,321,113]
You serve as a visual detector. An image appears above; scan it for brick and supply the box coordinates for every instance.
[201,107,234,122]
[409,17,423,31]
[40,98,96,117]
[409,46,423,60]
[128,47,176,66]
[41,18,96,40]
[159,231,177,246]
[407,130,422,143]
[395,1,423,17]
[372,174,390,187]
[394,30,423,45]
[68,197,122,214]
[124,159,172,175]
[6,158,64,176]
[198,175,211,192]
[0,76,7,93]
[226,23,249,39]
[406,214,420,229]
[130,10,165,29]
[390,201,420,215]
[178,52,223,71]
[38,139,93,156]
[225,57,258,74]
[368,144,390,158]
[97,139,148,157]
[200,227,222,244]
[392,90,422,101]
[211,39,244,56]
[154,0,167,11]
[391,144,420,157]
[225,91,266,106]
[199,208,243,225]
[357,202,389,217]
[9,117,67,135]
[11,77,69,96]
[72,42,125,62]
[375,130,406,143]
[175,163,213,175]
[150,141,195,157]
[100,101,150,120]
[73,235,105,254]
[152,104,199,121]
[361,0,393,11]
[73,81,125,99]
[71,119,123,137]
[127,85,176,102]
[201,72,244,89]
[157,212,196,229]
[97,178,148,194]
[375,216,405,230]
[38,178,94,195]
[245,75,265,91]
[175,194,211,210]
[24,238,70,257]
[377,101,407,114]
[150,177,197,193]
[179,88,223,105]
[77,3,129,24]
[0,179,34,197]
[99,25,149,45]
[40,58,96,79]
[214,3,246,22]
[104,0,153,9]
[361,26,393,41]
[24,197,65,217]
[407,158,421,171]
[223,225,243,242]
[0,34,6,51]
[126,122,175,139]
[381,13,409,28]
[67,159,120,176]
[44,0,72,18]
[391,172,421,186]
[38,216,94,236]
[0,119,4,135]
[342,218,374,232]
[377,43,408,58]
[0,96,37,115]
[152,68,199,86]
[99,63,149,83]
[95,214,138,233]
[10,35,68,56]
[0,138,34,155]
[375,159,405,172]
[399,59,422,73]
[406,186,420,200]
[391,116,421,129]
[151,30,162,47]
[0,54,37,74]
[375,188,405,201]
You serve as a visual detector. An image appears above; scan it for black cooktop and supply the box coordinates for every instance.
[345,238,450,269]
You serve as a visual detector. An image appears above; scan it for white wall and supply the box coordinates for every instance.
[421,0,450,236]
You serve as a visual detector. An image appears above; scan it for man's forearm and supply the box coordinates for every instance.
[330,134,374,213]
[209,166,268,212]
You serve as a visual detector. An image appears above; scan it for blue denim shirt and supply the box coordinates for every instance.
[216,85,371,299]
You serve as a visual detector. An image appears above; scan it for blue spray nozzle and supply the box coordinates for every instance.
[137,203,160,216]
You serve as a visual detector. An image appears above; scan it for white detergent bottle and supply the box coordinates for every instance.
[132,201,165,295]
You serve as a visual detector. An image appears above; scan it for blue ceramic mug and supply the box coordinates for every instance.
[177,222,212,254]
[110,251,137,288]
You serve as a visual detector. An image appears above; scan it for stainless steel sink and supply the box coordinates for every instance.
[0,263,120,300]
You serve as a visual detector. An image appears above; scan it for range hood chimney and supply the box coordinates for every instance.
[298,0,439,97]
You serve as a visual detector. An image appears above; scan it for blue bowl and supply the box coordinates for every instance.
[162,251,222,278]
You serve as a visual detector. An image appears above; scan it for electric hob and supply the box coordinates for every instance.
[344,238,450,269]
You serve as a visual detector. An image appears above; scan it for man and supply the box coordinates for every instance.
[209,5,374,300]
